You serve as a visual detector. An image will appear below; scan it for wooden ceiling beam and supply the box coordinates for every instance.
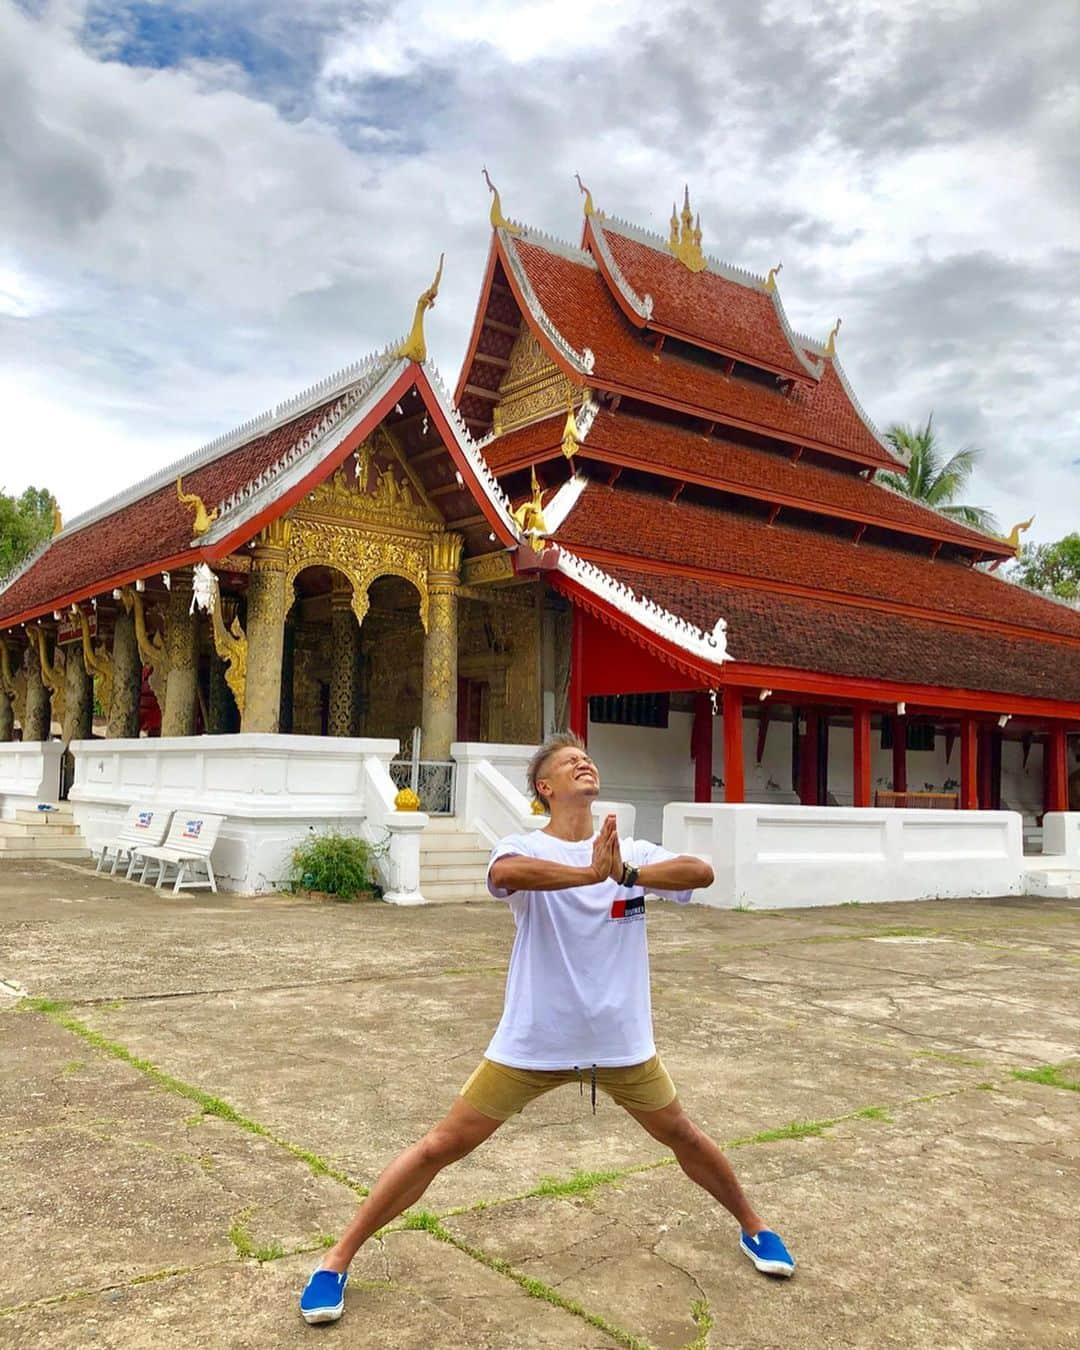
[462,383,500,401]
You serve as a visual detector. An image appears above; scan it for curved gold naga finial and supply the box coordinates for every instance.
[482,168,522,235]
[176,477,218,536]
[667,185,706,272]
[394,253,445,364]
[512,466,548,539]
[1003,515,1035,550]
[52,503,63,536]
[575,172,598,219]
[824,317,842,357]
[765,262,783,292]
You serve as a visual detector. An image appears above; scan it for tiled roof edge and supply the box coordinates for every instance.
[599,214,766,290]
[500,231,596,376]
[587,221,654,320]
[797,333,905,468]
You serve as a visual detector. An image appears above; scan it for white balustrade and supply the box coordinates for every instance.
[0,742,64,818]
[1042,812,1080,863]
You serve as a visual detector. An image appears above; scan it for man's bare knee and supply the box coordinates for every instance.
[417,1106,501,1168]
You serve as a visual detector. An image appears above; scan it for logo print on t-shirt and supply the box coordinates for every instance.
[609,894,645,922]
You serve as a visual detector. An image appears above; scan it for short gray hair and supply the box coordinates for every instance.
[527,732,586,808]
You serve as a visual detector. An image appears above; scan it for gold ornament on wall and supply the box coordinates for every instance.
[76,607,114,716]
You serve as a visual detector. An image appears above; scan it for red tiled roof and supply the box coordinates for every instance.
[484,410,1004,555]
[505,235,897,470]
[598,560,1080,703]
[555,482,1080,643]
[591,220,816,383]
[0,395,343,625]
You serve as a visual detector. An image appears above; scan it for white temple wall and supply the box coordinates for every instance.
[586,714,694,842]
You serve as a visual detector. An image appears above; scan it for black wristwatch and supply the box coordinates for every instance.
[620,862,640,889]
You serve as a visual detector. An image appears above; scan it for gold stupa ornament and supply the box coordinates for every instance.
[667,186,706,273]
[394,253,444,364]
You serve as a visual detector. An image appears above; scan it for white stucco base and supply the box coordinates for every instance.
[663,802,1026,909]
[0,742,64,818]
[67,734,426,898]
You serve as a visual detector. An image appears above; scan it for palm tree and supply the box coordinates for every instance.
[876,414,999,534]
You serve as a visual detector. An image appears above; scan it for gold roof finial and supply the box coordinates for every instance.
[511,465,548,538]
[1003,515,1035,550]
[824,317,842,357]
[667,185,706,272]
[482,168,522,235]
[176,477,218,536]
[575,172,597,218]
[394,253,444,363]
[51,503,63,536]
[765,262,783,292]
[561,390,581,461]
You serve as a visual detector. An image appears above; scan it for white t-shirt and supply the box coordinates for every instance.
[484,829,693,1070]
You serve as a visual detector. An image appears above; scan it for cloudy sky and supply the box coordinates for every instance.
[1,0,1077,542]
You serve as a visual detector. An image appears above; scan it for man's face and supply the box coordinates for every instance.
[538,745,600,806]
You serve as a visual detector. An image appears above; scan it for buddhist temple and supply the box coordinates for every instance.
[0,177,1077,900]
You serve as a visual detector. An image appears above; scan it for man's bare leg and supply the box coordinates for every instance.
[320,1097,503,1272]
[626,1098,765,1234]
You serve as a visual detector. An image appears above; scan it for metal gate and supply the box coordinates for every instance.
[390,728,456,815]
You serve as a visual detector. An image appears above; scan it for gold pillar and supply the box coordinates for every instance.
[23,639,51,741]
[107,608,141,739]
[421,533,463,760]
[242,520,291,733]
[328,583,358,737]
[161,570,198,737]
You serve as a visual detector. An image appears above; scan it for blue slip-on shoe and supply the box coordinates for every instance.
[299,1266,348,1324]
[739,1229,795,1277]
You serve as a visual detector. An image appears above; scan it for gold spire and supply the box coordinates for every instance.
[176,477,218,536]
[482,168,522,235]
[666,184,706,272]
[575,172,598,218]
[764,262,783,292]
[1003,515,1035,550]
[561,392,581,461]
[824,317,842,357]
[394,253,444,363]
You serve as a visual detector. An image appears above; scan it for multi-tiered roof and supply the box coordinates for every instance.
[459,182,1080,711]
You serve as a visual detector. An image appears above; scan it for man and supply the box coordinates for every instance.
[300,732,794,1325]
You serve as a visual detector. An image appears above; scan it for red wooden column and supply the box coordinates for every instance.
[1045,725,1068,813]
[977,729,994,812]
[799,709,820,805]
[568,604,588,743]
[723,687,745,803]
[852,706,872,807]
[959,717,978,809]
[692,692,714,803]
[892,715,908,793]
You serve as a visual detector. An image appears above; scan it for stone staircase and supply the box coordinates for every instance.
[419,818,492,903]
[1022,860,1080,900]
[0,803,91,861]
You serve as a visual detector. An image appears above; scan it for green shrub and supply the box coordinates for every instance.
[290,830,383,901]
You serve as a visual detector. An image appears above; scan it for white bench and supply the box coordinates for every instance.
[95,805,173,875]
[130,812,225,894]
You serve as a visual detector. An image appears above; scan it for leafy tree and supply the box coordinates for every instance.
[876,414,999,533]
[1008,533,1080,601]
[0,486,57,577]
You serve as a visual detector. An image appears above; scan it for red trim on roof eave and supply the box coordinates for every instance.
[454,237,502,408]
[554,573,1080,722]
[0,365,517,629]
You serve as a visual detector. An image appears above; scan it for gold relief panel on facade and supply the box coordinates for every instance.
[285,518,431,633]
[492,329,586,435]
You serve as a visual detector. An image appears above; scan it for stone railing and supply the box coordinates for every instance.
[451,742,546,847]
[663,802,1025,908]
[1042,812,1080,863]
[0,742,64,818]
[359,751,428,905]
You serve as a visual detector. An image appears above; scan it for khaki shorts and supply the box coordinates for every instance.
[460,1054,677,1121]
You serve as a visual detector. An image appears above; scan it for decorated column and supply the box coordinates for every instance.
[328,583,359,737]
[161,570,198,737]
[0,640,16,741]
[107,608,141,739]
[242,519,292,734]
[62,632,93,746]
[23,640,51,741]
[421,532,463,760]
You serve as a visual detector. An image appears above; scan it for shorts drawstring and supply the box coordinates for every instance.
[573,1064,598,1114]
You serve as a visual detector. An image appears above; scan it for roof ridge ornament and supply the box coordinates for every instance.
[561,391,581,461]
[764,262,783,292]
[1002,515,1034,551]
[825,317,842,357]
[482,168,523,235]
[394,253,444,364]
[575,173,601,219]
[176,476,218,536]
[667,185,706,273]
[51,504,63,537]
